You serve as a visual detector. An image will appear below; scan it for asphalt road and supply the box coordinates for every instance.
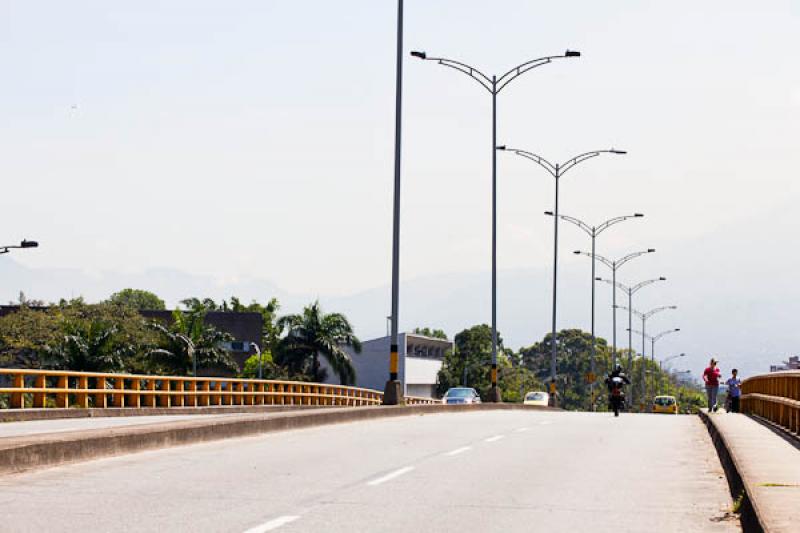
[0,411,739,533]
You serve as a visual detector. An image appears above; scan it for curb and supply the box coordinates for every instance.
[0,405,310,423]
[0,403,550,476]
[699,410,764,533]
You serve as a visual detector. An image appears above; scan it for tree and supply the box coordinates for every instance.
[412,327,448,340]
[147,309,237,375]
[520,329,612,411]
[436,324,511,401]
[274,301,362,385]
[240,352,288,380]
[220,296,282,353]
[107,289,166,310]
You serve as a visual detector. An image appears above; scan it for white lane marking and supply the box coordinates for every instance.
[367,466,415,486]
[484,435,505,443]
[444,446,472,456]
[243,515,300,533]
[513,427,530,433]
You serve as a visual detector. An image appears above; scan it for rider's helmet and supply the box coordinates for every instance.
[612,364,623,375]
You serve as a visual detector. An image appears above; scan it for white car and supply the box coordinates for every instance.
[442,387,482,405]
[523,391,549,407]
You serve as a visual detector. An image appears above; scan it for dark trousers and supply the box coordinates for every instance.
[729,396,740,413]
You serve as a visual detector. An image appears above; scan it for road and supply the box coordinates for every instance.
[0,410,739,532]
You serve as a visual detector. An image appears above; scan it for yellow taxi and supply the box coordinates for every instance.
[652,395,679,414]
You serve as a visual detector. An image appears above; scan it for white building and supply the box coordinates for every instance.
[321,332,452,399]
[770,355,800,372]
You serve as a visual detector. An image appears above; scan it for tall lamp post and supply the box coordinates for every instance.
[544,212,642,409]
[499,148,626,404]
[574,249,656,368]
[618,305,677,406]
[596,276,667,404]
[384,0,405,404]
[0,239,38,255]
[629,327,681,406]
[659,352,686,395]
[411,49,580,402]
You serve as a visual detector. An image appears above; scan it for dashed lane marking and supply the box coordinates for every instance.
[484,435,505,443]
[242,515,300,532]
[513,427,530,433]
[444,446,472,456]
[366,466,415,486]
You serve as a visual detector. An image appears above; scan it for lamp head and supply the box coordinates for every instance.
[573,250,582,255]
[610,149,627,155]
[647,248,656,253]
[496,145,507,151]
[410,50,427,60]
[564,50,581,57]
[659,276,667,281]
[20,239,38,248]
[544,211,554,216]
[634,213,644,217]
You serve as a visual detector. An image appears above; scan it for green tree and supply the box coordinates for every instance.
[274,301,362,385]
[147,309,237,375]
[240,351,288,380]
[107,289,166,310]
[0,305,62,368]
[436,324,511,401]
[412,327,448,340]
[520,329,612,411]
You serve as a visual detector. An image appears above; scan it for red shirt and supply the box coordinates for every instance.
[703,366,721,386]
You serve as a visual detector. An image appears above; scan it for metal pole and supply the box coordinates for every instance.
[651,338,656,402]
[627,291,633,404]
[550,165,560,403]
[611,263,617,368]
[383,0,404,404]
[641,315,646,410]
[590,230,596,411]
[490,77,499,402]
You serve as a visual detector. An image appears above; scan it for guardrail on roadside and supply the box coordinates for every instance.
[0,369,438,409]
[741,370,799,435]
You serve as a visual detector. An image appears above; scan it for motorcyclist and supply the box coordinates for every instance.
[605,365,631,416]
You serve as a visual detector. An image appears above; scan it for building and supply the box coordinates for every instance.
[320,332,452,399]
[770,355,800,372]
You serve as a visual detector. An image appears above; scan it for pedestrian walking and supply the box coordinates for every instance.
[726,369,742,413]
[702,358,721,412]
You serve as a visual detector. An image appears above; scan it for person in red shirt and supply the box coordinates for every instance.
[702,358,722,412]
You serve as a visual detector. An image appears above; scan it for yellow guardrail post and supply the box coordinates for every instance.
[10,373,24,409]
[33,374,46,408]
[56,375,69,408]
[127,378,141,409]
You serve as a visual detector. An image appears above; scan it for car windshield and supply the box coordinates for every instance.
[526,393,545,401]
[446,388,474,398]
[655,397,675,405]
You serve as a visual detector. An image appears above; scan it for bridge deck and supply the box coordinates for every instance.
[0,411,738,532]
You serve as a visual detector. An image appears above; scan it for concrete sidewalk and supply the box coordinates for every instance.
[702,411,800,533]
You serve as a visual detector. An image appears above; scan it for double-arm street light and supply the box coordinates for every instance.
[659,352,686,395]
[597,276,666,403]
[574,249,655,368]
[628,327,681,404]
[544,212,642,408]
[411,49,580,401]
[498,148,626,402]
[0,239,38,255]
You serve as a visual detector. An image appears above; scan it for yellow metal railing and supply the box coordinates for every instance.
[0,369,438,409]
[741,370,800,435]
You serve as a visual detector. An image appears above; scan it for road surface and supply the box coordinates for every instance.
[0,410,739,532]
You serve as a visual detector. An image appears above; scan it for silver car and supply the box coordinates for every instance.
[443,387,482,405]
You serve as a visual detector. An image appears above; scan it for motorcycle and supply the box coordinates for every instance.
[608,376,626,417]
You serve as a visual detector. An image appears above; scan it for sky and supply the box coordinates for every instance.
[2,1,800,377]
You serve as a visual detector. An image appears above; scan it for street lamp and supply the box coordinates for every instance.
[659,352,686,395]
[597,276,666,404]
[545,212,642,409]
[628,327,680,405]
[618,304,677,403]
[385,0,405,405]
[500,148,626,404]
[251,342,263,380]
[574,249,655,368]
[0,239,39,255]
[412,49,580,402]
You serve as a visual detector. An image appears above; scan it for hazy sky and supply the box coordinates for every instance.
[2,1,799,374]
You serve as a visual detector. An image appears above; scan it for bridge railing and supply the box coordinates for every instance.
[0,368,438,409]
[741,370,799,435]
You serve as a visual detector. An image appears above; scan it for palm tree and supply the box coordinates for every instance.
[47,320,131,373]
[275,302,362,385]
[147,310,237,375]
